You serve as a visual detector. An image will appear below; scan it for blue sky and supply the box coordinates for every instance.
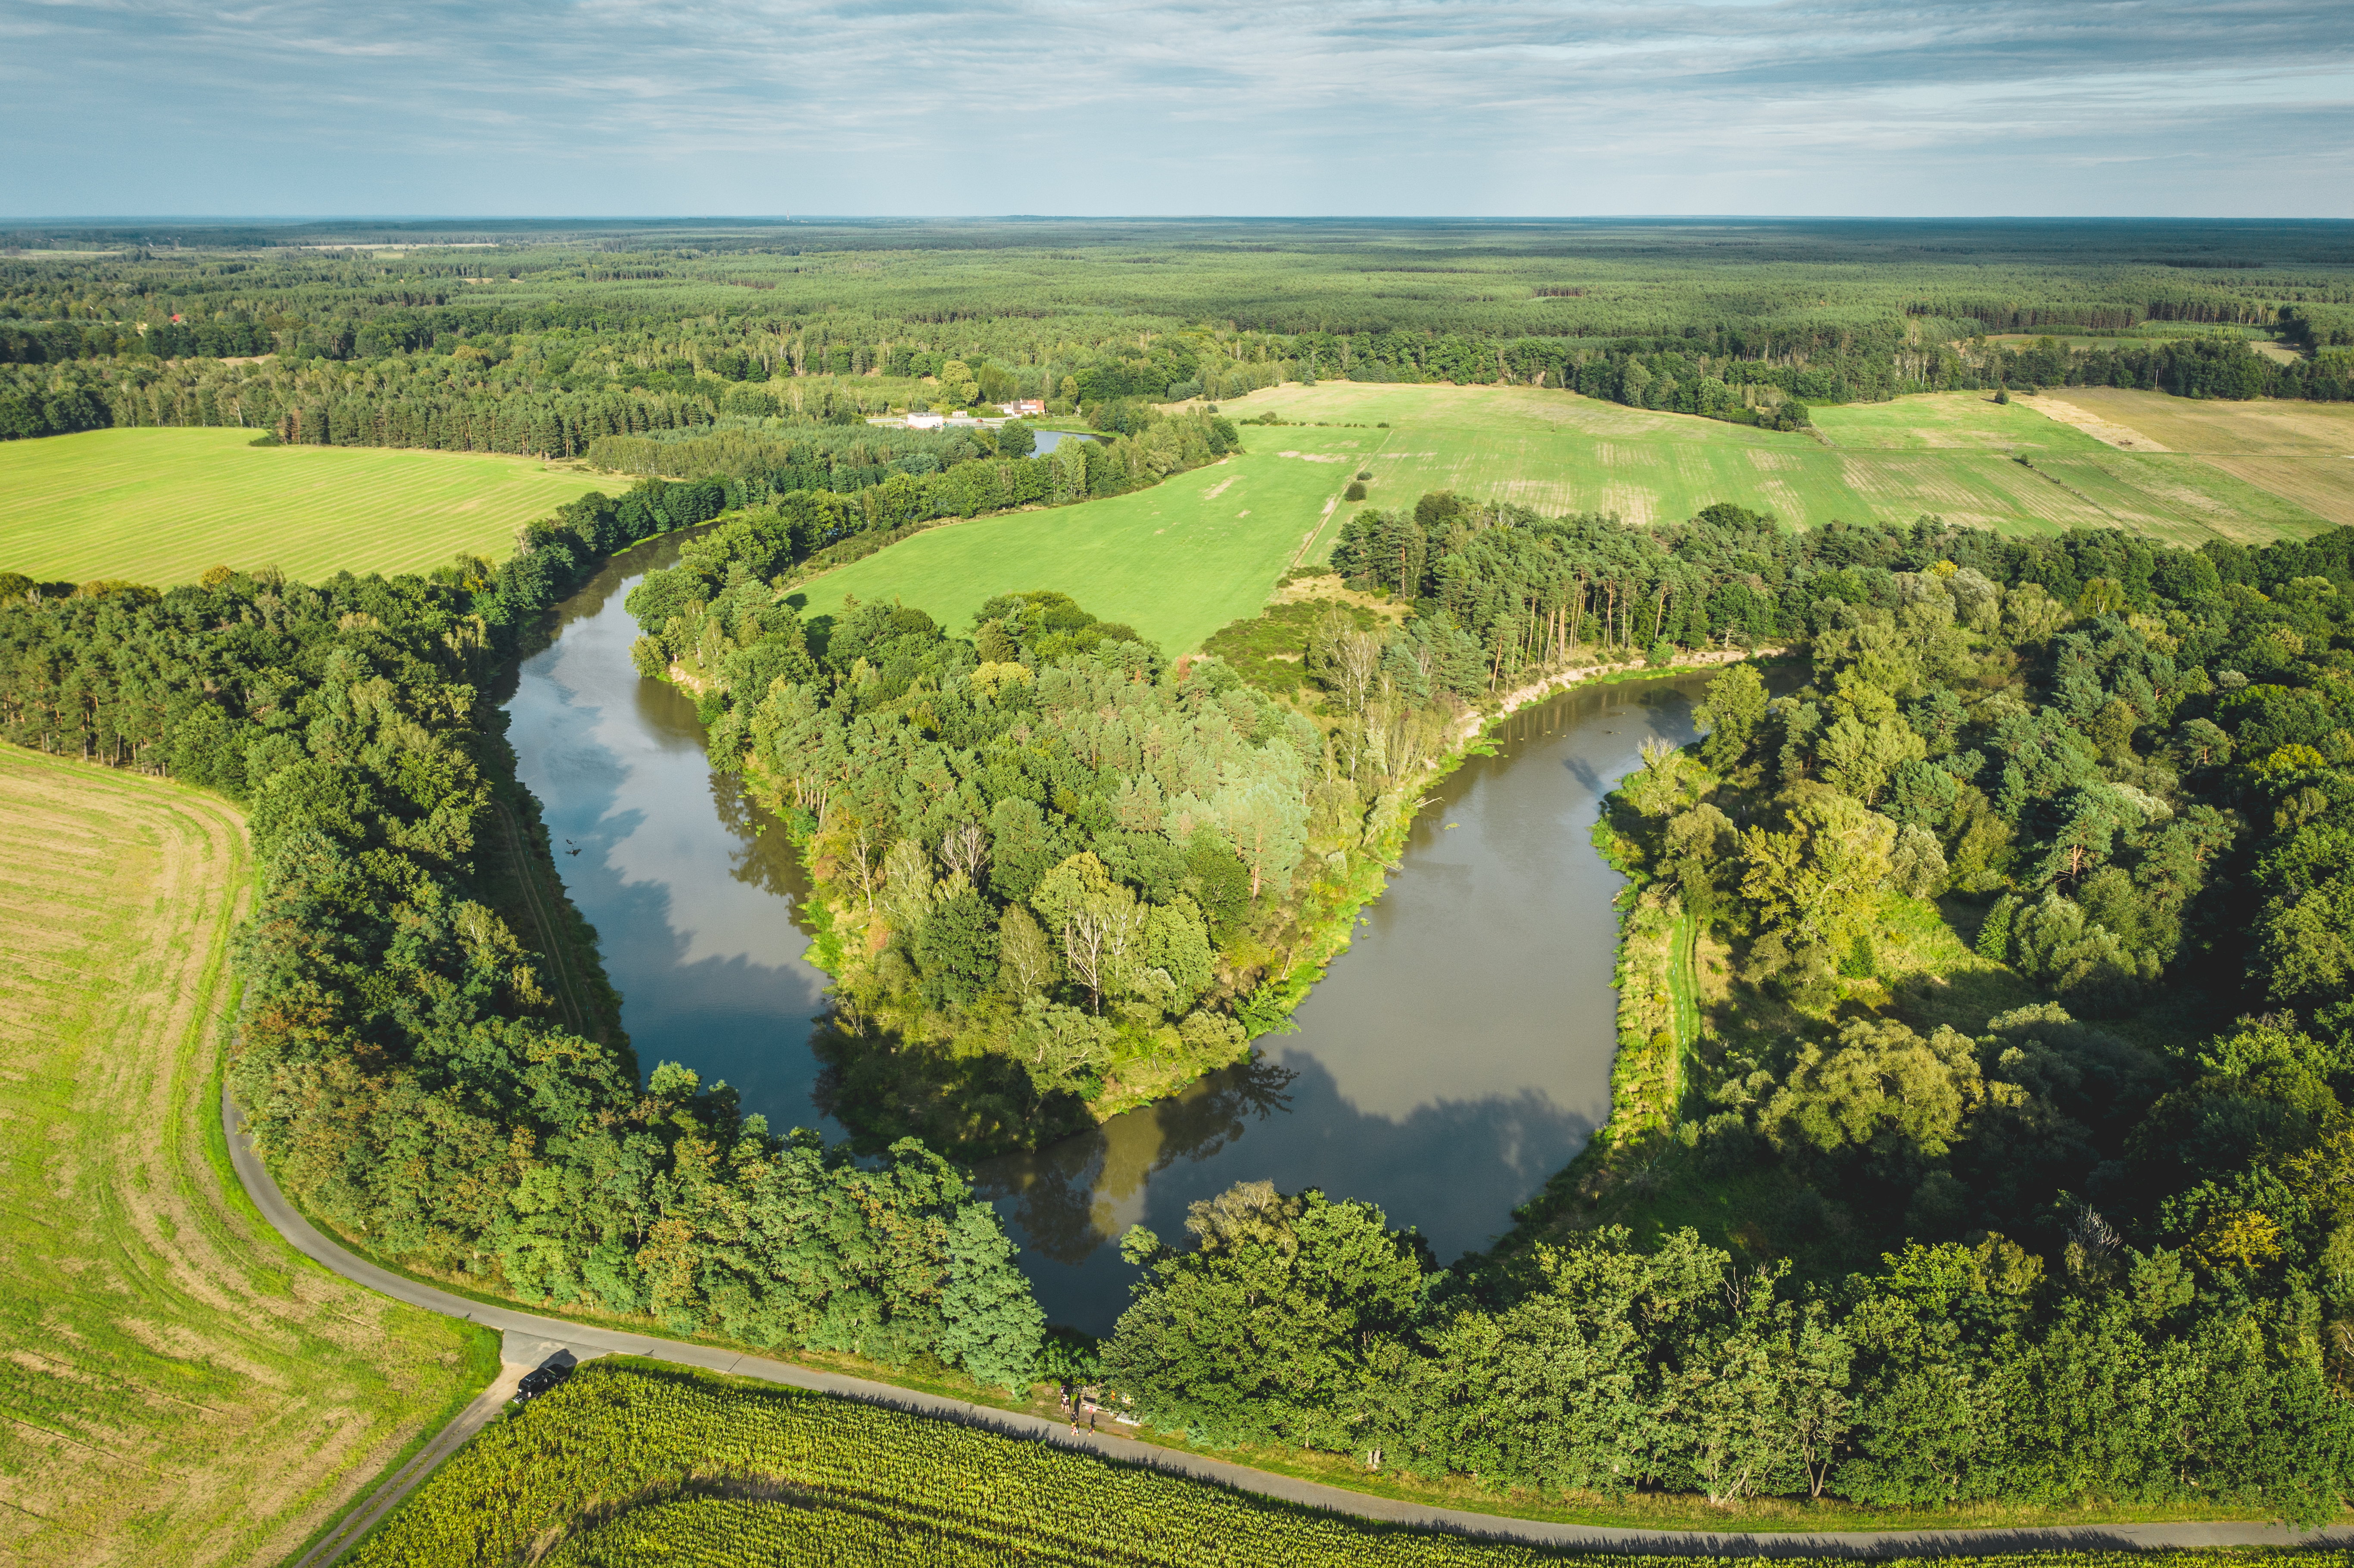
[2,0,2348,216]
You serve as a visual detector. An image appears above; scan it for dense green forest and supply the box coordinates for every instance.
[635,493,2033,1157]
[4,218,2351,445]
[0,492,1045,1389]
[1100,515,2354,1519]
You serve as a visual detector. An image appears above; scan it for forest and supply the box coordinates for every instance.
[4,212,2354,1523]
[1098,513,2354,1520]
[0,488,1045,1389]
[3,218,2351,445]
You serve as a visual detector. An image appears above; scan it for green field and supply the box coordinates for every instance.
[0,428,608,588]
[0,747,495,1565]
[1223,383,2334,546]
[800,428,1369,652]
[798,384,2334,651]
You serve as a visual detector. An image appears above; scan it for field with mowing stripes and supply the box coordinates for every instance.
[2030,387,2354,527]
[1219,383,2336,546]
[0,429,607,587]
[799,424,1369,652]
[0,747,495,1566]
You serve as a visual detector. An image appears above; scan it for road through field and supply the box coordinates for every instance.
[224,1088,2351,1558]
[0,750,493,1567]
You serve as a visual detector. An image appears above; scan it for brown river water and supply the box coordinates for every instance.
[504,533,1713,1333]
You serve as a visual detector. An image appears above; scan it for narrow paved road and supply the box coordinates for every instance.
[226,1089,2351,1559]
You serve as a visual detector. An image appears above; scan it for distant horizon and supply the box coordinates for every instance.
[9,214,2353,229]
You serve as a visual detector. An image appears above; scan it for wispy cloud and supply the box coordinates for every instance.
[0,0,2346,213]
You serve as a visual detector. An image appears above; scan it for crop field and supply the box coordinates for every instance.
[0,747,495,1566]
[358,1360,2344,1566]
[1222,383,2336,548]
[0,428,607,588]
[799,426,1366,652]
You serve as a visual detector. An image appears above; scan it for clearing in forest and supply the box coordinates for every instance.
[0,747,495,1567]
[798,424,1369,653]
[0,427,607,588]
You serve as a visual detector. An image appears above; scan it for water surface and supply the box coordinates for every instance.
[981,678,1708,1331]
[505,537,1709,1332]
[502,535,841,1136]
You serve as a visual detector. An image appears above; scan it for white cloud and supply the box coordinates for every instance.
[0,0,2346,212]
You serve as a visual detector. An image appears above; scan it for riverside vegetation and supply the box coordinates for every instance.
[621,466,2354,1511]
[0,487,1049,1394]
[1098,510,2354,1520]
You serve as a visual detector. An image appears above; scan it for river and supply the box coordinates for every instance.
[504,532,1713,1334]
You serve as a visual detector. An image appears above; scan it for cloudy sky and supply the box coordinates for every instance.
[2,0,2348,216]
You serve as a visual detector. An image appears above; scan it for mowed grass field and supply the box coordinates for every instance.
[2029,387,2354,527]
[0,747,495,1566]
[800,426,1368,652]
[1219,382,2338,547]
[0,428,607,588]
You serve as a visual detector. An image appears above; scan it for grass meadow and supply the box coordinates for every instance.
[0,428,607,588]
[798,423,1370,652]
[0,747,495,1566]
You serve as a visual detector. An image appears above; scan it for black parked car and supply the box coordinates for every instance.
[513,1364,570,1404]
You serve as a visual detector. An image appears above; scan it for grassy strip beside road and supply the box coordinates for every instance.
[0,428,606,587]
[0,748,495,1566]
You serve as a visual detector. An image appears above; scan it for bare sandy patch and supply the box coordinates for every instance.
[2030,396,2171,452]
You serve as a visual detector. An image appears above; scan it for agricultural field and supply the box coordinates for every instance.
[799,381,2340,653]
[357,1360,2345,1565]
[1225,382,2337,547]
[360,1359,1603,1568]
[798,425,1367,652]
[2029,387,2354,526]
[0,747,495,1566]
[0,428,607,588]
